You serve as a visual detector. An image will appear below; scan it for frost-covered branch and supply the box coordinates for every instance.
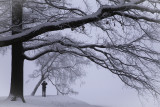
[1,2,160,46]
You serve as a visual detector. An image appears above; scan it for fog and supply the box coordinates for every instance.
[0,50,159,107]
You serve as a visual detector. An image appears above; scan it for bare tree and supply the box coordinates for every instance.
[0,0,160,102]
[30,52,88,96]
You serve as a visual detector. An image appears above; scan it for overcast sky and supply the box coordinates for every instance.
[0,50,159,107]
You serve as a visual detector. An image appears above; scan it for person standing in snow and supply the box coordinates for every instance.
[41,81,48,97]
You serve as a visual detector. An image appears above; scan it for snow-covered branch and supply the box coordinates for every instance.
[24,49,60,60]
[1,2,160,47]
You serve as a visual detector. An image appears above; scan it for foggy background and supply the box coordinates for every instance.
[0,0,159,107]
[0,50,159,107]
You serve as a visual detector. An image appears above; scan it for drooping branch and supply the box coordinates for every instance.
[24,49,60,60]
[23,35,160,96]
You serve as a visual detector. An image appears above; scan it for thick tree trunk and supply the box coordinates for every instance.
[7,0,25,102]
[8,43,25,102]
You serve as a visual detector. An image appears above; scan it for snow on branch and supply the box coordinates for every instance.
[0,2,160,47]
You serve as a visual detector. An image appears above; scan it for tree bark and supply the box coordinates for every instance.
[7,0,25,102]
[8,43,25,102]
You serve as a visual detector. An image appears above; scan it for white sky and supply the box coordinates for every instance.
[0,50,159,107]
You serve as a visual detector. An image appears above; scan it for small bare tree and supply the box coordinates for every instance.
[30,51,88,96]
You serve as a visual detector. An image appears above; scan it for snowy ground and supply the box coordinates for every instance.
[0,96,104,107]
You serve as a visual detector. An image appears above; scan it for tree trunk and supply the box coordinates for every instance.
[31,77,44,96]
[8,43,25,102]
[7,0,25,102]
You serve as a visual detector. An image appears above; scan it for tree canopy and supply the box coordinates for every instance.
[1,0,160,102]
